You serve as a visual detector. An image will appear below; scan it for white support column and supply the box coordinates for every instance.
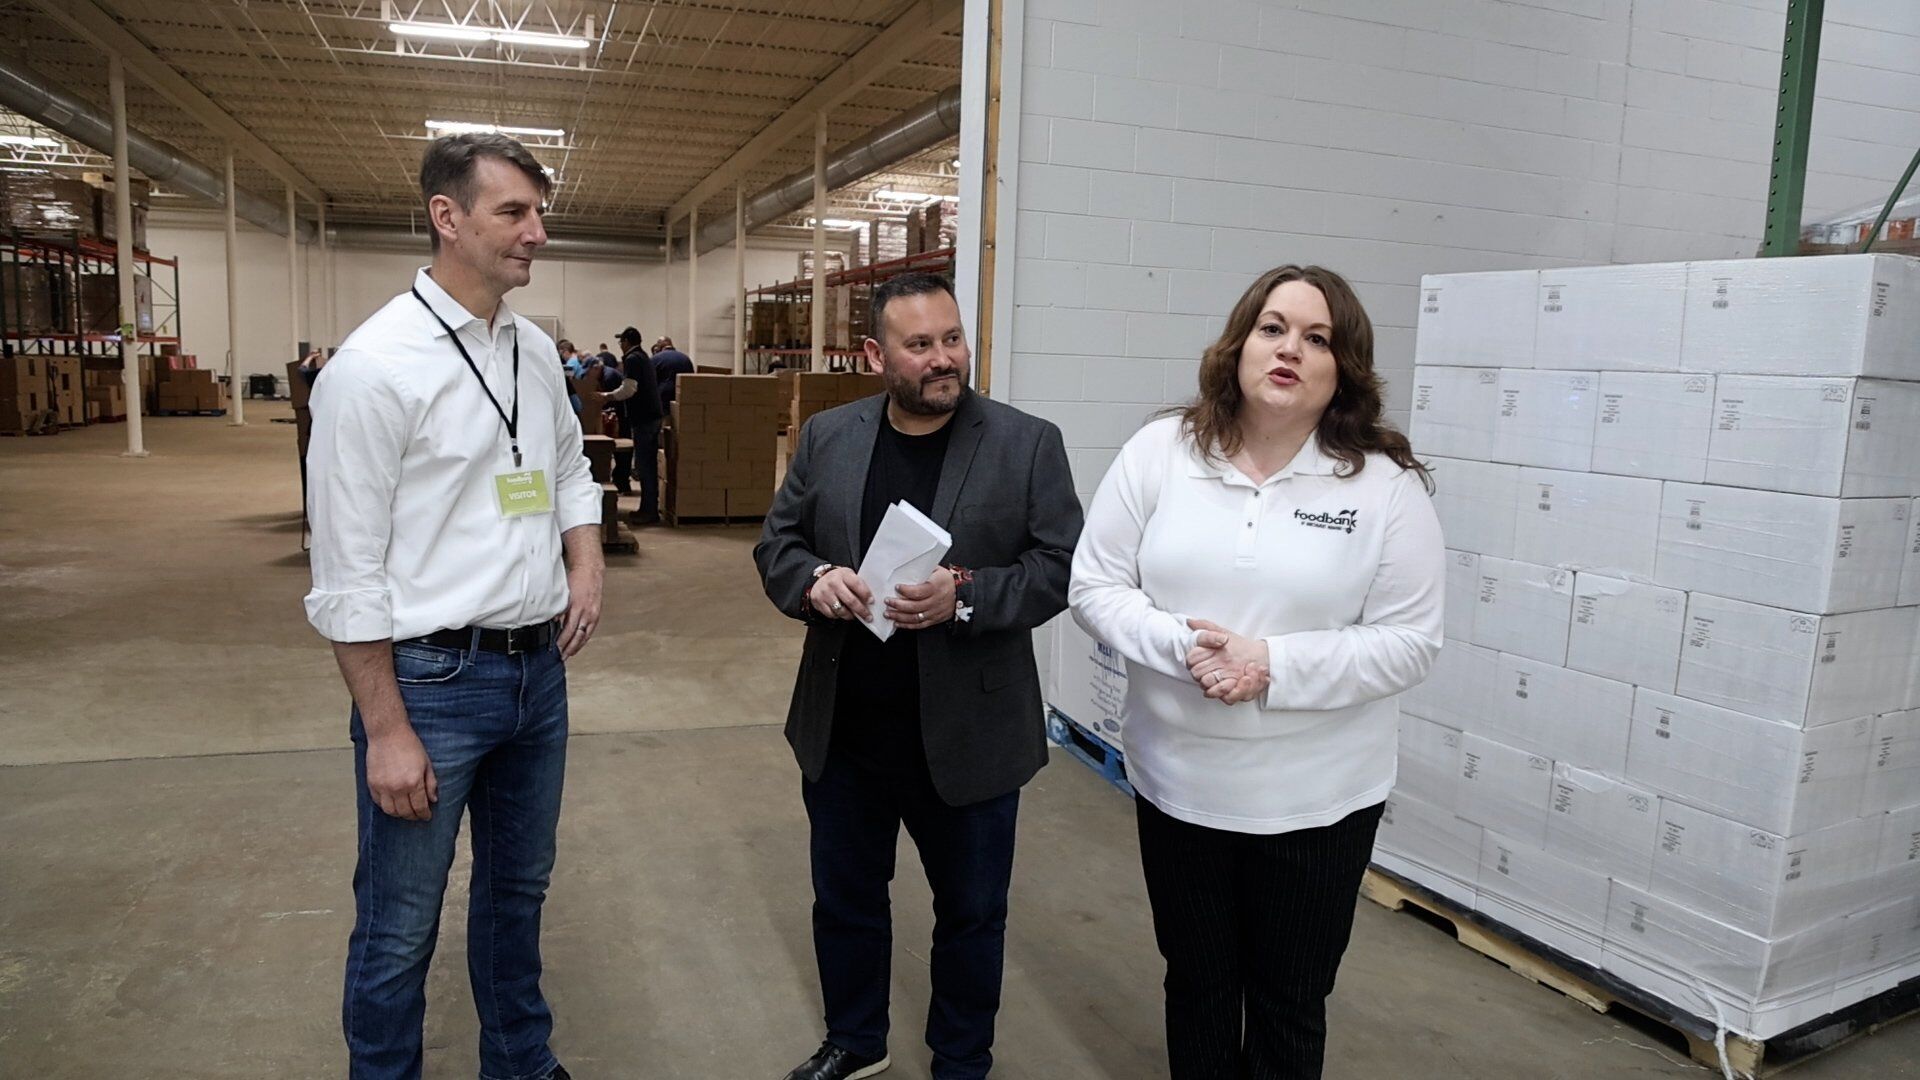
[225,148,245,425]
[686,205,698,363]
[662,218,673,344]
[318,199,331,350]
[811,111,828,373]
[285,183,299,381]
[733,183,746,375]
[109,56,146,457]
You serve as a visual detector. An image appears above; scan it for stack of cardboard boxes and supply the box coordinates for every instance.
[791,371,883,435]
[666,374,782,521]
[0,355,53,434]
[82,370,126,422]
[47,356,82,427]
[1,263,67,336]
[78,272,154,335]
[1386,254,1920,1040]
[153,364,227,414]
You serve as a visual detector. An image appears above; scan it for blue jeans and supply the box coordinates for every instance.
[803,748,1020,1080]
[343,636,569,1080]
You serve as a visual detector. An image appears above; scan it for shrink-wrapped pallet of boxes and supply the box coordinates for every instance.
[1390,254,1920,1053]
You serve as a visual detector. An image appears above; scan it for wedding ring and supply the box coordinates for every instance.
[831,600,843,611]
[916,612,925,622]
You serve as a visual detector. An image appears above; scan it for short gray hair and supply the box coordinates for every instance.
[419,133,551,251]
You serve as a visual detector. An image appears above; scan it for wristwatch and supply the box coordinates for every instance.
[947,564,974,625]
[802,563,835,615]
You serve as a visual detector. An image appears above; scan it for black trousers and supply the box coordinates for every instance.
[611,418,661,514]
[1135,797,1384,1080]
[802,748,1019,1080]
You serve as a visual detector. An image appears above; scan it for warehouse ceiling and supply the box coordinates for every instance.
[0,0,963,239]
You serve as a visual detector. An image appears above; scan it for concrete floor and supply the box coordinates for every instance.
[1,402,1915,1079]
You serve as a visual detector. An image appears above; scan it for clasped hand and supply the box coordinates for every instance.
[1184,618,1270,705]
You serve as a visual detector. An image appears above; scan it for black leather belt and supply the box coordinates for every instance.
[406,618,561,656]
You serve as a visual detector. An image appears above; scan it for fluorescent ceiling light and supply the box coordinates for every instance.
[390,20,588,49]
[426,120,567,139]
[0,135,61,148]
[809,218,865,230]
[874,188,937,203]
[0,165,49,174]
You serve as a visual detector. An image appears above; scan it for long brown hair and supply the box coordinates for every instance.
[1179,264,1431,491]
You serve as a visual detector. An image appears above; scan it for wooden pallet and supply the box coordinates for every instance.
[153,408,228,417]
[1362,866,1920,1078]
[663,512,765,527]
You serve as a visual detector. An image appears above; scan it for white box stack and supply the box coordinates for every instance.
[1394,254,1920,1040]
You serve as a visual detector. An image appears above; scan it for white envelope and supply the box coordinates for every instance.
[856,500,953,642]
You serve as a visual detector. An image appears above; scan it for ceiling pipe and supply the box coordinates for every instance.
[0,54,314,241]
[328,225,663,261]
[687,85,961,257]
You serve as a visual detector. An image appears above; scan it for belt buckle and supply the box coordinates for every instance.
[506,625,536,654]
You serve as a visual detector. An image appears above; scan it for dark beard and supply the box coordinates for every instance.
[884,367,963,416]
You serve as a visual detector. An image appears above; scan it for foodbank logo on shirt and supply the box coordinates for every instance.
[1294,508,1359,534]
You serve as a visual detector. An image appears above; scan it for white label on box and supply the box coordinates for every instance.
[1592,372,1713,483]
[1429,457,1518,560]
[1654,484,1906,615]
[1707,377,1920,499]
[1652,803,1880,939]
[1493,654,1632,774]
[1458,733,1553,848]
[1513,469,1661,580]
[1676,596,1916,728]
[1568,574,1684,693]
[1493,369,1598,471]
[1681,255,1920,380]
[1473,558,1572,665]
[1627,690,1868,835]
[1880,805,1920,878]
[1410,366,1501,462]
[1867,710,1920,813]
[1548,763,1659,886]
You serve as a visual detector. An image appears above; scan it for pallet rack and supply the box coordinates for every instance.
[0,230,181,358]
[741,247,955,374]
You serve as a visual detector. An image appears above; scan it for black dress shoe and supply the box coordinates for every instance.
[782,1041,890,1080]
[543,1068,571,1080]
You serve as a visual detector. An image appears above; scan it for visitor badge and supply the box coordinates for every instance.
[494,469,553,518]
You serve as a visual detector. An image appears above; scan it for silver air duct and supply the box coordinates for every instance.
[327,225,662,262]
[690,85,962,256]
[0,55,314,241]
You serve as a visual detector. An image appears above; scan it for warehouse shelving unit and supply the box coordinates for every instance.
[742,247,955,373]
[0,230,181,357]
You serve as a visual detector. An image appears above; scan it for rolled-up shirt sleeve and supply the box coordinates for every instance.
[549,358,601,535]
[1262,470,1445,711]
[303,354,407,642]
[1069,428,1197,681]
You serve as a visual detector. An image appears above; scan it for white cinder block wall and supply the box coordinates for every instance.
[147,211,850,378]
[1004,0,1920,498]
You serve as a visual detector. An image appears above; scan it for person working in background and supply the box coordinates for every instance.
[616,327,664,525]
[649,336,694,409]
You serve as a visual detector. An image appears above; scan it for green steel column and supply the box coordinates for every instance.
[1761,0,1824,257]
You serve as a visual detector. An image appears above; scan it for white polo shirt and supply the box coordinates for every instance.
[1069,416,1446,834]
[303,268,601,643]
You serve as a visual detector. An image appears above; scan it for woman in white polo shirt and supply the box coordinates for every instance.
[1069,264,1444,1079]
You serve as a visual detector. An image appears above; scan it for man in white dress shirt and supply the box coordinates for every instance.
[304,133,600,1080]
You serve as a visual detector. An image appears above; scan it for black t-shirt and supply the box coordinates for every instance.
[832,415,953,771]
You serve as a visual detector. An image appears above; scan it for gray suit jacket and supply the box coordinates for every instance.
[753,390,1084,806]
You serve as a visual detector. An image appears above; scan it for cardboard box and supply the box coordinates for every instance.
[1880,804,1920,887]
[1443,550,1479,646]
[1472,557,1572,665]
[78,272,153,334]
[1603,881,1847,1039]
[1409,366,1501,461]
[1475,831,1610,967]
[1867,710,1920,812]
[672,487,727,518]
[1457,733,1554,848]
[1373,791,1483,909]
[1548,764,1660,886]
[676,373,732,406]
[1402,640,1499,732]
[1902,498,1920,606]
[797,372,844,403]
[1592,372,1715,483]
[1653,485,1907,615]
[581,435,615,484]
[1649,802,1880,938]
[729,431,778,462]
[1512,468,1661,579]
[671,403,706,433]
[1413,270,1538,369]
[727,486,774,518]
[1493,369,1598,471]
[728,375,782,407]
[699,459,755,489]
[1428,458,1518,560]
[671,430,730,460]
[1680,255,1920,379]
[1533,262,1687,373]
[1,262,63,334]
[1397,714,1464,813]
[1835,896,1920,1003]
[0,354,50,398]
[1707,376,1920,498]
[1490,653,1633,774]
[1567,574,1685,693]
[1628,689,1870,836]
[0,174,96,234]
[1675,596,1915,728]
[1051,617,1131,743]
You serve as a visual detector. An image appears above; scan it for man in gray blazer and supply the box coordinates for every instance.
[754,273,1082,1080]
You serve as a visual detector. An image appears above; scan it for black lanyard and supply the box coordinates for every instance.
[412,287,522,467]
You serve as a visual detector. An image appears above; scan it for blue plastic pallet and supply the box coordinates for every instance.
[1046,708,1133,798]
